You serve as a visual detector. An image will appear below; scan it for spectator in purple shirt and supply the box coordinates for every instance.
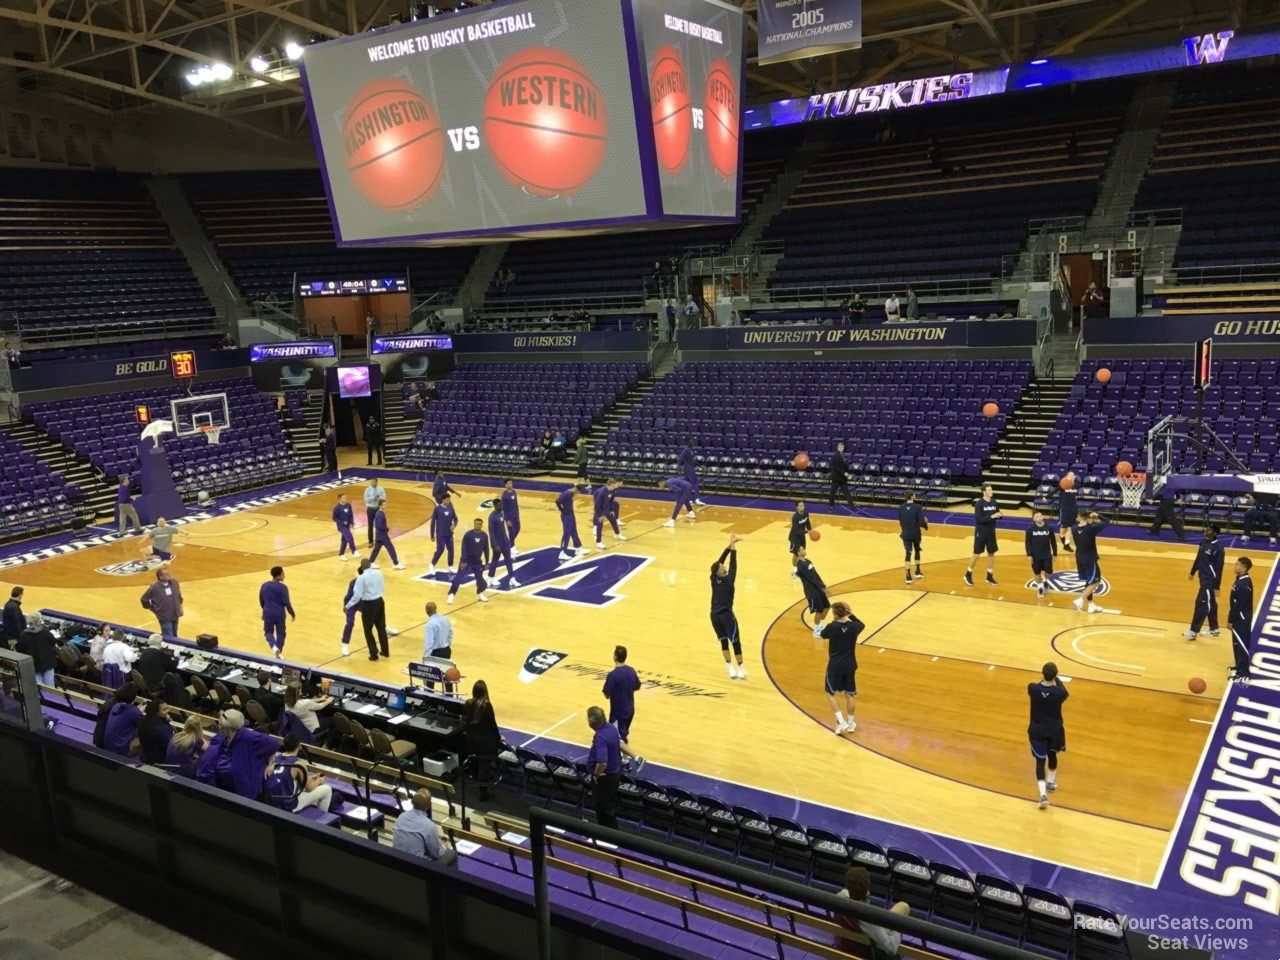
[116,474,141,536]
[602,646,646,772]
[585,706,622,829]
[196,708,279,800]
[139,567,183,637]
[102,685,144,756]
[259,566,296,658]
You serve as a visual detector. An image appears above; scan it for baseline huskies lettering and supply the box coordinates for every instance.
[1185,30,1233,65]
[413,546,651,606]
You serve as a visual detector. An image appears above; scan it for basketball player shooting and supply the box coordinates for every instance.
[1071,511,1109,614]
[964,484,1002,587]
[710,534,746,680]
[1028,662,1068,809]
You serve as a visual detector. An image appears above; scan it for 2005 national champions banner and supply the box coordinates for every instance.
[756,0,861,66]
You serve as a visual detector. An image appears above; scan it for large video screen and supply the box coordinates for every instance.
[300,0,651,244]
[632,0,745,219]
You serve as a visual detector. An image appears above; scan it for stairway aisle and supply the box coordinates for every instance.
[3,421,118,519]
[382,395,422,465]
[982,377,1075,508]
[284,391,326,475]
[546,367,670,482]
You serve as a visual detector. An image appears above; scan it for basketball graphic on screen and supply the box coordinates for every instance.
[703,58,739,180]
[342,78,445,212]
[650,45,691,173]
[484,48,608,198]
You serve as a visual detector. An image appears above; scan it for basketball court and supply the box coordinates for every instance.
[6,466,1259,887]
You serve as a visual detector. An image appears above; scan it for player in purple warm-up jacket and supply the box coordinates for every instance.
[448,519,491,605]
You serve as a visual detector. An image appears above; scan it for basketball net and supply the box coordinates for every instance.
[199,425,222,445]
[1118,472,1146,509]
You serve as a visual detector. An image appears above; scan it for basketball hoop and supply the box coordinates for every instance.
[1118,472,1146,509]
[199,425,222,445]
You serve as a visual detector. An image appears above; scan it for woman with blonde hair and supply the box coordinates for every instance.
[165,715,206,777]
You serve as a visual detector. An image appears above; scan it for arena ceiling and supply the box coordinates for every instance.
[0,0,1272,142]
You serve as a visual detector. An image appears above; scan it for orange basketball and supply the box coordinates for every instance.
[982,402,999,418]
[1059,474,1075,491]
[808,528,822,542]
[1188,677,1206,695]
[703,58,739,179]
[484,48,608,197]
[1096,367,1112,384]
[793,452,811,470]
[1116,460,1134,477]
[343,78,445,212]
[650,45,691,173]
[444,666,462,683]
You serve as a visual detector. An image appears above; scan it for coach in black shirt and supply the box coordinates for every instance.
[135,634,178,691]
[828,442,855,511]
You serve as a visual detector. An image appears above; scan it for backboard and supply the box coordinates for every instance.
[170,392,231,438]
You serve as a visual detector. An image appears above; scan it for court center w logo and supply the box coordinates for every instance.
[413,546,653,607]
[1025,571,1110,596]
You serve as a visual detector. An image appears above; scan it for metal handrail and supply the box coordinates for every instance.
[1167,261,1280,285]
[529,806,1057,960]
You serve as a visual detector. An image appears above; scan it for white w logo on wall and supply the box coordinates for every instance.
[1025,571,1110,596]
[1184,30,1233,65]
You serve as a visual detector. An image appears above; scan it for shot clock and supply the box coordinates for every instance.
[170,350,197,382]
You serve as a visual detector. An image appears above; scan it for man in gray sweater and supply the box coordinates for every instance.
[139,566,184,638]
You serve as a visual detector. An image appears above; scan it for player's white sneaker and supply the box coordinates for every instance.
[812,626,823,638]
[1087,602,1102,613]
[686,511,696,519]
[393,563,406,570]
[595,541,605,549]
[340,644,350,657]
[1047,781,1057,793]
[1072,597,1084,611]
[428,564,436,575]
[447,594,456,605]
[576,547,590,555]
[447,566,456,575]
[615,534,627,541]
[663,519,675,527]
[1242,535,1251,542]
[736,665,746,680]
[558,551,573,560]
[339,554,349,562]
[1183,630,1198,639]
[727,661,737,678]
[835,721,849,734]
[510,547,520,557]
[509,578,522,587]
[478,593,489,603]
[272,646,281,659]
[1206,629,1221,637]
[352,551,360,558]
[694,499,707,507]
[616,521,625,528]
[846,718,856,733]
[1038,795,1049,810]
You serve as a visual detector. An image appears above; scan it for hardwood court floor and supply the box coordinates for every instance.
[8,475,1254,885]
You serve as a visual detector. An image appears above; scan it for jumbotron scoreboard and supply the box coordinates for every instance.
[299,0,746,245]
